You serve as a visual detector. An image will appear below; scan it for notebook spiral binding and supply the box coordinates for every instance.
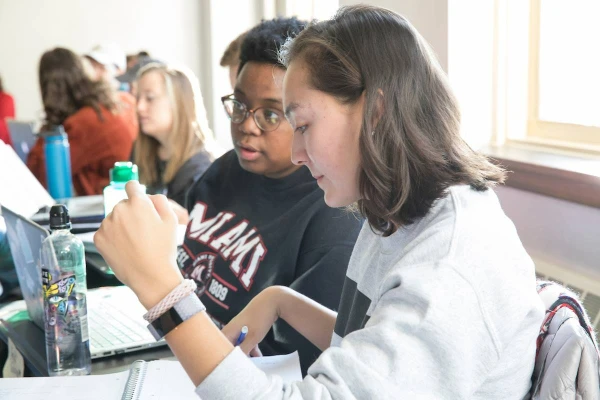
[121,360,147,400]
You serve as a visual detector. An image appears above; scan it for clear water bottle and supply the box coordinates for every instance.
[44,126,73,199]
[41,204,91,376]
[103,161,145,216]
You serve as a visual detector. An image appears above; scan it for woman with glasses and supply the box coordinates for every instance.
[134,63,215,211]
[177,17,361,373]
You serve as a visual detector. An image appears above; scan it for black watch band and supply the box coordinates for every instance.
[147,293,206,341]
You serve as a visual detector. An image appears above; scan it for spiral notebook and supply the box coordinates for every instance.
[0,352,302,400]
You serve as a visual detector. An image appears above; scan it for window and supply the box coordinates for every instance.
[496,0,600,151]
[527,0,600,146]
[449,0,600,153]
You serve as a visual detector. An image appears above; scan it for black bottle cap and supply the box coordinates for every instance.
[49,204,72,230]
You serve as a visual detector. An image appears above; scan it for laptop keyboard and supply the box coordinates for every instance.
[88,301,149,349]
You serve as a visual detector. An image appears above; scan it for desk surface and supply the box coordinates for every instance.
[0,318,174,377]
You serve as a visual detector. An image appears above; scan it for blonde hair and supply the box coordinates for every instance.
[134,64,214,187]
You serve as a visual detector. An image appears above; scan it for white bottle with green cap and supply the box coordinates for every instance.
[103,162,146,216]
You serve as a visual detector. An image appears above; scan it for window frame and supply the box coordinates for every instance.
[524,0,600,148]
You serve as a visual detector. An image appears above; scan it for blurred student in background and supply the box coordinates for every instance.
[27,47,138,196]
[126,50,152,72]
[84,43,126,90]
[126,54,139,72]
[0,75,15,146]
[134,63,215,212]
[117,52,162,97]
[220,31,247,89]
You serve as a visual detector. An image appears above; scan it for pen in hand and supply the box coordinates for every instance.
[235,326,248,346]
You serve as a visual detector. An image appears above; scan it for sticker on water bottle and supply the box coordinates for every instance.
[42,269,77,326]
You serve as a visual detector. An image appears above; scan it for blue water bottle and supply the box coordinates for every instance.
[44,126,73,199]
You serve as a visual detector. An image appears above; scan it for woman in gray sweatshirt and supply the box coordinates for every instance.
[95,5,545,399]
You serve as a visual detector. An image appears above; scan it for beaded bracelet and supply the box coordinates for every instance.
[143,279,197,323]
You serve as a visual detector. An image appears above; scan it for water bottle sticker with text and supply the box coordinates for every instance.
[42,269,77,326]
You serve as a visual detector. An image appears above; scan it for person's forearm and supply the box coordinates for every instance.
[136,277,234,387]
[164,311,234,387]
[275,286,337,351]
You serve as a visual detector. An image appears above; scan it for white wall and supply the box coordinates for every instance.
[447,0,495,149]
[197,1,262,150]
[339,0,448,72]
[496,186,600,280]
[0,0,339,150]
[0,0,202,129]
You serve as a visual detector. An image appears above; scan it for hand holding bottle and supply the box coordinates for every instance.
[94,181,183,309]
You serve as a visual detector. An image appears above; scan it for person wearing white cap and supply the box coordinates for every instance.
[84,43,126,88]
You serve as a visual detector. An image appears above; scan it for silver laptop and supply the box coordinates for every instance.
[7,120,37,164]
[1,205,167,359]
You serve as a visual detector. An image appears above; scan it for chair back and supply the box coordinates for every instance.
[530,281,600,399]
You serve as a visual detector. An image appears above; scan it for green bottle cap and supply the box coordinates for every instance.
[109,162,139,183]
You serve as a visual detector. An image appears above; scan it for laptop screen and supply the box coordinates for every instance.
[0,142,54,218]
[1,206,48,328]
[6,121,37,163]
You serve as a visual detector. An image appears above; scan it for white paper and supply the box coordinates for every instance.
[251,351,303,382]
[0,142,54,217]
[136,352,302,399]
[0,370,130,400]
[133,360,196,399]
[0,349,301,399]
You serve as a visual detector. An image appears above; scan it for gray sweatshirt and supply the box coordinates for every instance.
[196,185,545,399]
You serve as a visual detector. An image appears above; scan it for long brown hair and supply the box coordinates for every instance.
[38,47,115,130]
[280,5,505,236]
[134,64,213,186]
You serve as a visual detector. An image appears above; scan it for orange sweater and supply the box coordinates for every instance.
[27,93,138,196]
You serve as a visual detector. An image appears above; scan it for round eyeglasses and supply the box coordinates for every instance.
[221,95,283,132]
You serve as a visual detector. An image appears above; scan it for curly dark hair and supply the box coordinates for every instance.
[238,17,307,73]
[39,47,116,130]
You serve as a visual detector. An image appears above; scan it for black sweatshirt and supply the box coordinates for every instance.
[146,150,213,207]
[178,150,362,373]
